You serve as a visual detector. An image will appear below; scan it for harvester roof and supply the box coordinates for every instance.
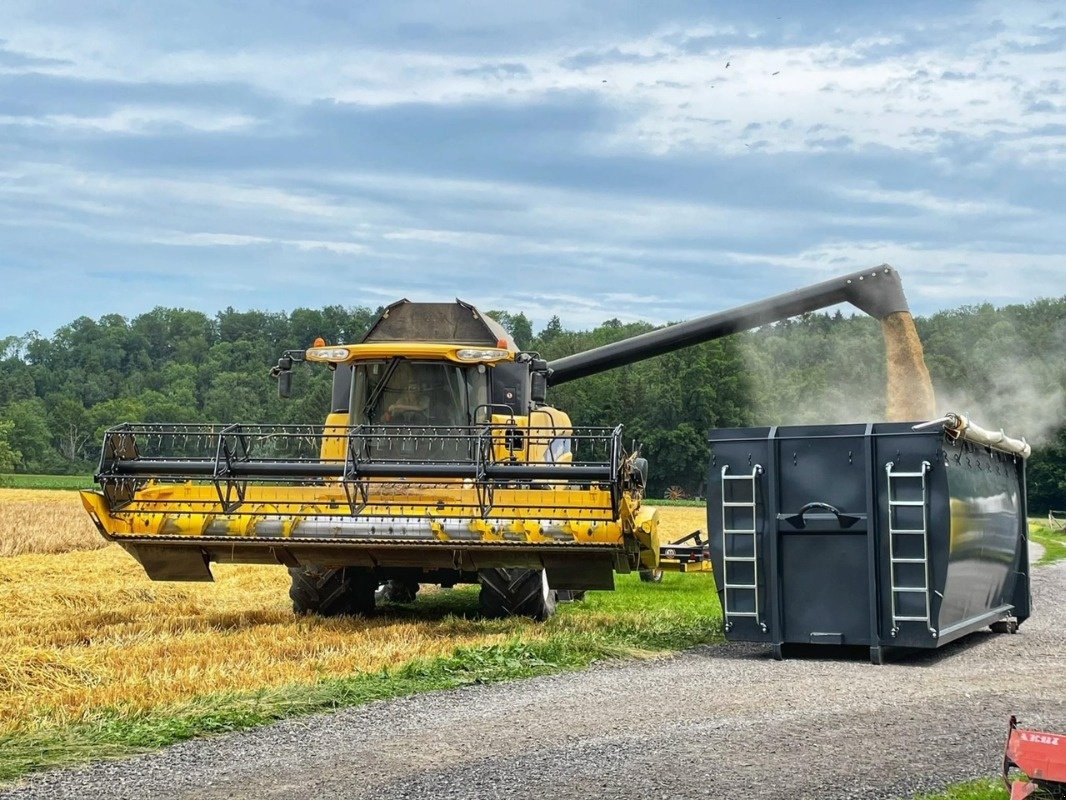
[361,299,517,350]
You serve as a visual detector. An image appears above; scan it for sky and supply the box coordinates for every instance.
[0,0,1064,340]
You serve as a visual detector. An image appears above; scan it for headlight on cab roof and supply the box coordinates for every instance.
[455,348,509,362]
[305,347,352,362]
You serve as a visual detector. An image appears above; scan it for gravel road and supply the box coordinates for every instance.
[4,555,1063,800]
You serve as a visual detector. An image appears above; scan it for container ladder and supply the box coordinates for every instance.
[721,464,765,633]
[885,460,935,637]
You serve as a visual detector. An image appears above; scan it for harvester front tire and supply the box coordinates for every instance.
[639,569,664,583]
[478,568,557,621]
[288,566,376,617]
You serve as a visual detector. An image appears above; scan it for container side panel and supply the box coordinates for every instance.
[941,440,1025,630]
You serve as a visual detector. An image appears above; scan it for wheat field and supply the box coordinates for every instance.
[0,489,106,557]
[0,489,707,735]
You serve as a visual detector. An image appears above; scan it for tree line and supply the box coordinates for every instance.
[1,298,1063,511]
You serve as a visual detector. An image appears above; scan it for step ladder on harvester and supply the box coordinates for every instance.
[720,464,765,634]
[884,460,936,639]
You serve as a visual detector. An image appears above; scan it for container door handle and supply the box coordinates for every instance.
[784,502,860,529]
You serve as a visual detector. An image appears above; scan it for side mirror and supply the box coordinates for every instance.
[530,371,547,404]
[278,370,293,398]
[632,457,649,488]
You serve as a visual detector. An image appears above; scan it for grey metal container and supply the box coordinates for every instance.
[707,422,1031,664]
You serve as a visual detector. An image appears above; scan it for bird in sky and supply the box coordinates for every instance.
[772,71,780,76]
[725,61,731,68]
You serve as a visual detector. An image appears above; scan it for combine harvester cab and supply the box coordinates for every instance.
[707,414,1032,663]
[82,265,939,620]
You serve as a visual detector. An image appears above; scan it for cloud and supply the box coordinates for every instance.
[832,186,1034,218]
[2,4,1062,160]
[453,62,531,79]
[560,47,668,70]
[0,107,260,134]
[0,43,71,69]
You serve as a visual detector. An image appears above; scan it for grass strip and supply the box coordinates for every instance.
[1030,522,1066,565]
[0,474,95,491]
[914,778,1006,799]
[645,497,706,507]
[0,579,721,783]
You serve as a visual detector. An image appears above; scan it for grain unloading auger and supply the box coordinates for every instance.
[81,265,933,619]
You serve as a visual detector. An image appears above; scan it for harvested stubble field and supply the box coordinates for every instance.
[0,488,714,779]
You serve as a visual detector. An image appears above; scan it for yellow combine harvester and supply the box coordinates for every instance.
[81,266,927,619]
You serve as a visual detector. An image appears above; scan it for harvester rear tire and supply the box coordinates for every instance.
[288,566,376,617]
[478,568,557,621]
[639,569,664,583]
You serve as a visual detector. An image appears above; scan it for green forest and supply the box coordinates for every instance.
[1,297,1064,511]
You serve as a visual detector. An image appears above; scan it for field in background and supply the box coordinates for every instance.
[0,474,96,491]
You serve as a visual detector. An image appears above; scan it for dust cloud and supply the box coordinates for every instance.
[741,313,1064,448]
[937,364,1065,447]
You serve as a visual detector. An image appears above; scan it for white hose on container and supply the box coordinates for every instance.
[912,412,1031,459]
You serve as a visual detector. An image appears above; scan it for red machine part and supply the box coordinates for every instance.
[1004,716,1066,799]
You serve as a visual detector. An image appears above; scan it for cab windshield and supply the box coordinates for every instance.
[350,359,489,427]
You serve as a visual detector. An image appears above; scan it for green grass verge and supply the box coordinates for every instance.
[0,473,95,491]
[0,571,721,784]
[644,497,705,507]
[1030,520,1066,565]
[914,778,1006,800]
